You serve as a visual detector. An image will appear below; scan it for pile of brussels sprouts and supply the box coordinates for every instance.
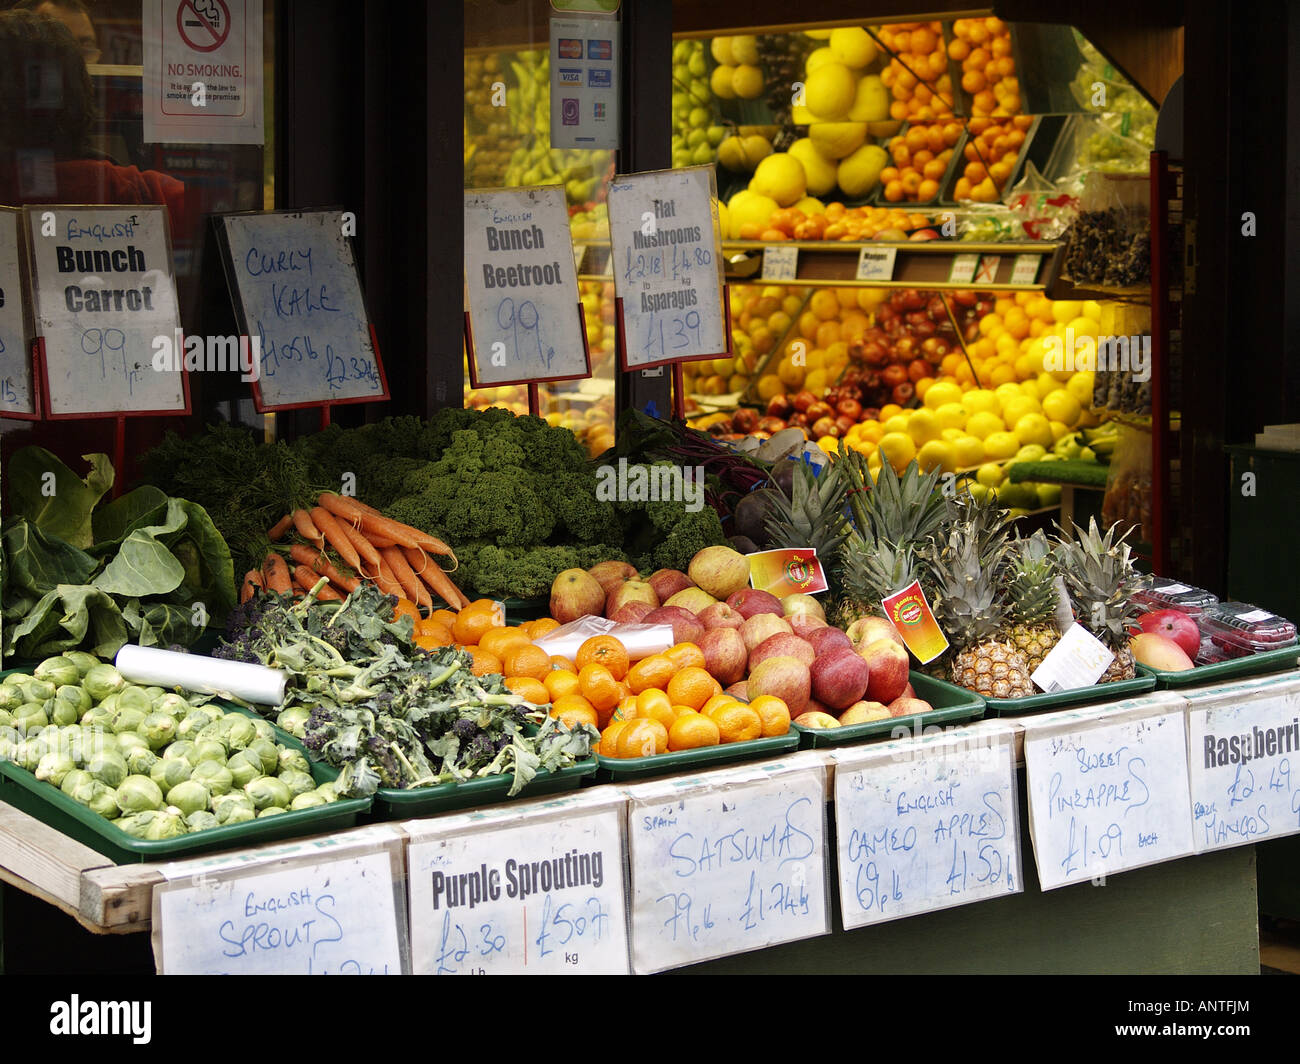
[0,653,341,841]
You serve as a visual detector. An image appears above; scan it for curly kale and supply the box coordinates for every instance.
[454,543,626,599]
[611,465,728,573]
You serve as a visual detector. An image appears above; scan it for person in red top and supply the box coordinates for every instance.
[0,8,187,229]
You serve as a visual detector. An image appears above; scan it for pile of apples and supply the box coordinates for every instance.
[550,546,935,728]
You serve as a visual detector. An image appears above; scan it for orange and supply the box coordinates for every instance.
[575,636,630,681]
[709,702,763,744]
[668,711,722,751]
[616,718,668,759]
[414,628,452,650]
[468,647,502,677]
[549,655,575,671]
[391,598,420,624]
[663,642,706,671]
[551,701,599,731]
[552,692,596,719]
[453,606,502,646]
[524,617,560,639]
[701,693,740,715]
[627,653,675,694]
[479,626,532,659]
[578,663,621,712]
[748,695,792,738]
[502,643,551,682]
[504,677,549,705]
[430,609,458,630]
[634,688,676,729]
[543,669,581,702]
[667,666,721,712]
[599,719,631,758]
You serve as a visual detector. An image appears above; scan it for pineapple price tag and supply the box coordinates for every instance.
[0,207,35,416]
[856,246,897,282]
[1031,622,1113,693]
[1023,706,1195,890]
[947,253,979,284]
[405,791,630,975]
[1184,677,1300,852]
[607,165,727,369]
[832,727,1022,929]
[625,757,830,974]
[761,245,798,281]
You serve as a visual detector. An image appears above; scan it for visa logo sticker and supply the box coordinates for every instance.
[587,68,612,88]
[558,68,582,84]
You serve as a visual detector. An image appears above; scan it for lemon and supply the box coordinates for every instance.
[963,388,1000,414]
[934,402,969,431]
[711,65,737,99]
[794,195,826,216]
[1051,300,1083,323]
[710,37,734,64]
[804,62,857,121]
[882,413,910,436]
[1082,300,1103,322]
[750,153,807,207]
[976,462,1004,488]
[1041,389,1082,426]
[1000,394,1041,427]
[983,431,1020,460]
[1013,413,1054,448]
[1048,419,1070,440]
[878,432,917,471]
[808,121,868,160]
[787,139,838,197]
[730,35,760,65]
[952,435,985,467]
[1066,316,1099,340]
[965,410,1006,440]
[726,188,779,237]
[906,408,942,445]
[829,26,878,68]
[1015,443,1048,462]
[804,46,836,74]
[940,427,965,442]
[994,382,1023,404]
[1036,484,1063,507]
[923,381,964,410]
[1066,371,1095,408]
[732,64,765,100]
[836,143,889,197]
[917,439,957,474]
[967,481,991,502]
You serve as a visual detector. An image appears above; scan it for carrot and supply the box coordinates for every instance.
[291,508,325,548]
[318,492,455,558]
[240,569,264,603]
[268,514,294,541]
[262,552,293,594]
[404,545,470,610]
[381,546,430,609]
[293,564,343,601]
[309,505,363,573]
[337,519,383,577]
[372,556,404,599]
[366,534,397,549]
[288,543,361,593]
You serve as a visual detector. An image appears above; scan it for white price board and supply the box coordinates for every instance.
[856,245,897,282]
[463,186,589,387]
[761,245,798,281]
[973,255,1001,284]
[1010,254,1041,285]
[0,207,35,417]
[152,826,407,974]
[607,166,727,369]
[405,791,629,974]
[625,756,830,973]
[24,206,186,417]
[1024,704,1194,889]
[947,252,979,284]
[832,727,1021,928]
[1186,677,1300,851]
[215,209,388,409]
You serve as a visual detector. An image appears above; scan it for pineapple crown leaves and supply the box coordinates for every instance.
[926,523,1013,648]
[839,529,925,607]
[1006,529,1061,627]
[1053,518,1153,646]
[763,452,851,557]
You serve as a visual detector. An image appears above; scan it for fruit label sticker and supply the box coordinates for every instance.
[607,165,728,369]
[1023,706,1195,890]
[1031,622,1112,693]
[881,580,949,663]
[625,759,830,973]
[856,246,897,283]
[1010,254,1041,286]
[761,245,798,281]
[0,207,36,416]
[152,825,408,974]
[404,792,631,975]
[948,253,979,284]
[973,255,1001,285]
[747,547,828,596]
[832,727,1021,928]
[463,186,590,387]
[1184,681,1300,852]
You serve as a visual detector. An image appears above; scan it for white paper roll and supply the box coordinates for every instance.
[534,618,675,662]
[115,645,287,706]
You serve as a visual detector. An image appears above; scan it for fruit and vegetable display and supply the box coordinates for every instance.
[1129,588,1298,671]
[0,654,343,839]
[1,448,235,661]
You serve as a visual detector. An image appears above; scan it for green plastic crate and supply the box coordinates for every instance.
[593,730,801,784]
[0,699,370,864]
[792,672,986,749]
[915,665,1157,718]
[368,758,597,820]
[1143,645,1300,689]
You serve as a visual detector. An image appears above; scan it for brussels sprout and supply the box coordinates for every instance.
[63,651,101,677]
[0,685,25,714]
[140,712,177,750]
[116,774,164,813]
[277,748,312,776]
[248,738,280,775]
[125,746,159,776]
[185,810,219,831]
[49,697,79,727]
[314,780,340,802]
[192,739,228,764]
[117,686,153,715]
[147,810,188,839]
[276,706,310,737]
[72,780,120,819]
[195,719,231,752]
[115,731,150,757]
[289,792,328,811]
[166,779,211,817]
[80,704,114,729]
[213,793,256,825]
[0,708,13,729]
[82,664,126,702]
[35,751,76,787]
[153,693,192,719]
[61,768,93,796]
[256,806,287,817]
[96,692,121,716]
[244,775,292,811]
[177,707,221,740]
[277,769,316,798]
[0,734,21,764]
[13,703,50,731]
[55,684,91,715]
[227,749,263,789]
[190,760,234,796]
[114,811,157,838]
[20,679,57,703]
[149,757,192,791]
[250,718,276,744]
[163,739,196,764]
[143,686,166,700]
[35,656,80,687]
[87,749,129,788]
[110,706,147,735]
[223,714,258,751]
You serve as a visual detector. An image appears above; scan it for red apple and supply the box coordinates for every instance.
[664,587,719,615]
[839,701,891,725]
[791,616,830,641]
[782,593,826,624]
[747,656,811,715]
[606,580,658,618]
[811,647,870,710]
[740,612,793,654]
[643,606,704,646]
[846,615,906,650]
[726,588,784,619]
[887,696,933,718]
[1138,609,1201,659]
[698,602,745,630]
[587,561,640,598]
[750,633,816,671]
[550,569,606,623]
[792,710,840,730]
[699,628,748,686]
[725,679,750,700]
[859,638,910,704]
[647,569,695,603]
[806,626,853,657]
[610,601,656,625]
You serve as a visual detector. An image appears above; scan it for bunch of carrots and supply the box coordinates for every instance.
[243,492,471,612]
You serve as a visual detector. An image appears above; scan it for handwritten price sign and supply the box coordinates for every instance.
[625,758,829,973]
[0,207,35,416]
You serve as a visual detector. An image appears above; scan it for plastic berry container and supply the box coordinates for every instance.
[1198,602,1298,659]
[1134,577,1219,617]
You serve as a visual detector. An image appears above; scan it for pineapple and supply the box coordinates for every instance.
[763,455,850,560]
[838,533,924,623]
[1055,518,1152,682]
[926,524,1034,699]
[1004,531,1063,673]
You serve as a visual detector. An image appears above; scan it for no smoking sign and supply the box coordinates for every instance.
[177,0,231,53]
